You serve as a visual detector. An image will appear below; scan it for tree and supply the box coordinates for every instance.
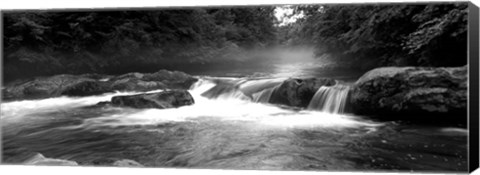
[283,3,468,69]
[3,7,278,81]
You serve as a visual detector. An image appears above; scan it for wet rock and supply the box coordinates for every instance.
[110,90,194,109]
[60,80,112,96]
[142,70,198,89]
[2,74,96,100]
[84,101,113,109]
[269,78,336,108]
[2,70,198,101]
[111,72,144,80]
[112,159,144,167]
[110,78,166,92]
[350,66,467,124]
[24,153,78,166]
[105,70,197,92]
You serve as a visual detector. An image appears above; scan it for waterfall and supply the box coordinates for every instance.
[189,79,217,94]
[190,77,284,102]
[307,84,350,114]
[252,86,277,103]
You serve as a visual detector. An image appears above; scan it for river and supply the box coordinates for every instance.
[0,55,468,172]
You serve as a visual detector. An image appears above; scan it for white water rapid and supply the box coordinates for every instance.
[1,78,379,130]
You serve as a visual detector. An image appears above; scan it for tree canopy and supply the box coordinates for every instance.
[2,3,469,81]
[3,7,277,80]
[280,3,468,69]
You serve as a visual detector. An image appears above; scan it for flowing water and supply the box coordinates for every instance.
[307,84,350,114]
[0,58,468,172]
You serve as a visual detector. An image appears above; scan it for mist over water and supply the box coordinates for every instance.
[174,47,365,82]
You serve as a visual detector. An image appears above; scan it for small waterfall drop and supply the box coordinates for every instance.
[189,78,217,94]
[252,86,277,103]
[190,77,284,102]
[307,84,350,114]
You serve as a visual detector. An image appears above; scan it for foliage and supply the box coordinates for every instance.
[283,3,468,69]
[2,4,469,81]
[3,7,277,81]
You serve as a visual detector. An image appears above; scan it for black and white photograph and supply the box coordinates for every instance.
[1,1,479,174]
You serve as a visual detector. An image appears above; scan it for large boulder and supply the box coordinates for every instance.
[109,78,167,92]
[350,66,467,124]
[60,80,112,96]
[110,90,195,109]
[2,74,99,100]
[269,78,337,108]
[142,70,198,89]
[2,70,198,101]
[107,70,197,92]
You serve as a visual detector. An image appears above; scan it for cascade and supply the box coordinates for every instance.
[252,85,277,103]
[190,77,284,102]
[189,78,217,94]
[307,84,350,114]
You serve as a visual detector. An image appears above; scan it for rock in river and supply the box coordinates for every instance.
[349,66,467,124]
[108,70,197,91]
[2,74,108,100]
[60,80,112,96]
[110,90,195,109]
[269,78,337,108]
[2,70,198,101]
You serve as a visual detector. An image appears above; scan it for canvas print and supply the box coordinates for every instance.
[0,2,474,173]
